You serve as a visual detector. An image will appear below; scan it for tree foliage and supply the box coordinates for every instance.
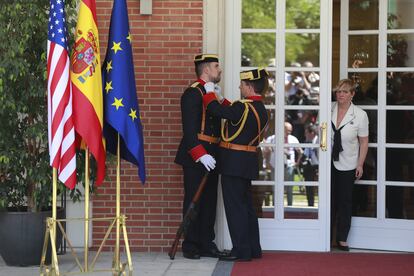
[0,0,79,212]
[241,0,320,67]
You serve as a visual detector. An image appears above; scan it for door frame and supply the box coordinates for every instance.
[211,0,333,252]
[340,0,414,252]
[207,0,414,253]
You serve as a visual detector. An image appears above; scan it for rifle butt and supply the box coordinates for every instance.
[168,228,182,260]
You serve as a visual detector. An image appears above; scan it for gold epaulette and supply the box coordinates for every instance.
[239,99,253,103]
[226,99,253,105]
[191,81,200,88]
[230,99,253,105]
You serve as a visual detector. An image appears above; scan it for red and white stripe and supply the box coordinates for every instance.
[47,41,77,189]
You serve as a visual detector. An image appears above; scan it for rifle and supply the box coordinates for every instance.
[168,172,209,260]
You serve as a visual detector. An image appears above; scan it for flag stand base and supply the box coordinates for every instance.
[40,215,133,276]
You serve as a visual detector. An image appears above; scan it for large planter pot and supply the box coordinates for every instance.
[0,207,65,266]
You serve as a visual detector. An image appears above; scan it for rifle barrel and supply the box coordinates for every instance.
[168,172,209,260]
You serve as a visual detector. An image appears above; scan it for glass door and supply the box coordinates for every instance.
[224,0,332,251]
[339,0,414,252]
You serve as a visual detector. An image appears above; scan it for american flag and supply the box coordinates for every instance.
[47,0,77,189]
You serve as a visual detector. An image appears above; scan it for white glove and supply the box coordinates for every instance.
[204,82,215,93]
[198,154,216,171]
[214,84,224,101]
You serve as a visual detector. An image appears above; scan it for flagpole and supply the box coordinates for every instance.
[52,168,57,244]
[84,148,90,272]
[114,133,121,271]
[51,167,58,273]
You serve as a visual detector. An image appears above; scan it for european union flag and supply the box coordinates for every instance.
[102,0,146,183]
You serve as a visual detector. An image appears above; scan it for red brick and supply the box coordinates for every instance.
[93,0,203,253]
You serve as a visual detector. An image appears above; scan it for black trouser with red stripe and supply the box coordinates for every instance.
[331,164,356,243]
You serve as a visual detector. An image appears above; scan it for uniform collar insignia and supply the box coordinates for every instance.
[246,95,262,101]
[196,78,206,85]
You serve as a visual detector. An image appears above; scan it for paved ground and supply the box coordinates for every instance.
[0,252,233,276]
[1,248,391,275]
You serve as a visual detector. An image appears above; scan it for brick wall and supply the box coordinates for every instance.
[93,0,203,252]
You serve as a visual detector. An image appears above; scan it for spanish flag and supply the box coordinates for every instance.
[70,0,106,185]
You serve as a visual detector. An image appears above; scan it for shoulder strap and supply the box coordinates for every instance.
[195,87,206,134]
[247,103,268,146]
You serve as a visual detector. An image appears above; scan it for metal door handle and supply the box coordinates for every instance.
[320,122,327,151]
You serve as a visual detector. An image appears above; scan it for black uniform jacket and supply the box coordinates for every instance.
[175,79,222,168]
[203,94,268,180]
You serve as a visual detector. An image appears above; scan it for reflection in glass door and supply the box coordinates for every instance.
[225,0,332,251]
[339,0,414,251]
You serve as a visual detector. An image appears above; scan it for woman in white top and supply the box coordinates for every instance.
[331,79,369,251]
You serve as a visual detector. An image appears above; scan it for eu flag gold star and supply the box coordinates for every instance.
[127,33,132,43]
[111,41,122,54]
[106,60,113,73]
[129,108,137,121]
[112,97,124,110]
[105,81,113,94]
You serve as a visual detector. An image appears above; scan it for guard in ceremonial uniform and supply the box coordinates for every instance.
[203,68,269,261]
[175,54,230,259]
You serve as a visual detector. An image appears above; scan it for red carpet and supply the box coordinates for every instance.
[231,252,414,276]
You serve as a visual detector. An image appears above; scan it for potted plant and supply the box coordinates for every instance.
[0,0,81,266]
